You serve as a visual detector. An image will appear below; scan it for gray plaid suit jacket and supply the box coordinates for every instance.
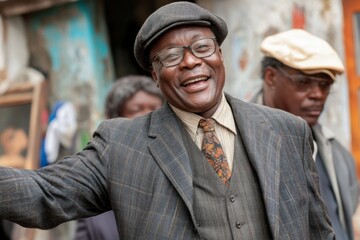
[0,94,334,239]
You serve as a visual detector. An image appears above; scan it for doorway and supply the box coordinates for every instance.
[103,0,195,78]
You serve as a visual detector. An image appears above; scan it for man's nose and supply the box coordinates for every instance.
[307,82,328,99]
[180,49,202,68]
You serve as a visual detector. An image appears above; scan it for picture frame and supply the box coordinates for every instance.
[0,81,45,170]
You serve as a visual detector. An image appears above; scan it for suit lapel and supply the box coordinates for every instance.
[147,96,283,236]
[227,94,281,238]
[334,155,352,233]
[147,103,194,215]
[334,156,355,236]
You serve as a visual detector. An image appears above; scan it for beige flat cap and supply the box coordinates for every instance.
[260,29,344,80]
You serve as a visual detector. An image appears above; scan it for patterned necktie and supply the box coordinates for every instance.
[198,118,231,187]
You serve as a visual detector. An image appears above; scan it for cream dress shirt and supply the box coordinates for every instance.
[170,93,237,171]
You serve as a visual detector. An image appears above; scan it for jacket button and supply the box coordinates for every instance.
[229,195,235,202]
[236,221,243,229]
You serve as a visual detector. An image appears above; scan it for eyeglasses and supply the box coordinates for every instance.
[277,67,334,93]
[152,38,217,67]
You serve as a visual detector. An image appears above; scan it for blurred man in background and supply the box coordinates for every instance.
[252,29,359,240]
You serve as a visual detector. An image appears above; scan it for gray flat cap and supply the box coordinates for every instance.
[134,1,228,71]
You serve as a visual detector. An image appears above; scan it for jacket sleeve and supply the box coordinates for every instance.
[0,121,111,229]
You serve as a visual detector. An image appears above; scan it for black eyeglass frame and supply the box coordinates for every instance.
[151,38,218,68]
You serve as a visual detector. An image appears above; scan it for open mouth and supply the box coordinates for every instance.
[182,76,208,86]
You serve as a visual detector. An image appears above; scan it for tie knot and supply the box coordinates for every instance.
[198,118,215,132]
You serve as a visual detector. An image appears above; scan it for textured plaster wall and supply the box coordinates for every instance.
[26,0,114,146]
[198,0,351,149]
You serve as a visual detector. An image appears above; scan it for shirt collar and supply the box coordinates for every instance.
[170,93,237,139]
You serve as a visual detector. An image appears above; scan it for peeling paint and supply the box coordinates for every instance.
[25,0,114,136]
[321,0,332,17]
[199,0,351,149]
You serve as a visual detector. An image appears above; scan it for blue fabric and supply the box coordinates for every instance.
[40,101,65,167]
[40,139,48,167]
[48,101,65,123]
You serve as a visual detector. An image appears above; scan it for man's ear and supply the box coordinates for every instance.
[150,67,159,87]
[219,48,224,62]
[263,66,277,87]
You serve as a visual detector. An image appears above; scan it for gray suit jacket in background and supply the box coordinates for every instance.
[251,88,359,240]
[0,94,334,239]
[312,124,359,240]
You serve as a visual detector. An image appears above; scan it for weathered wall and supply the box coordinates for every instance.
[198,0,351,149]
[25,0,114,146]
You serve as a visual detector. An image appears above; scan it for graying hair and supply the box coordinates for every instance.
[105,75,163,118]
[261,56,285,79]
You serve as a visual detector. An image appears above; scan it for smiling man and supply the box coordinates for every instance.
[253,29,359,240]
[0,2,335,240]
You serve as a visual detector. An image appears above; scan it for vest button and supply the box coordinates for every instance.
[229,195,235,202]
[235,221,243,229]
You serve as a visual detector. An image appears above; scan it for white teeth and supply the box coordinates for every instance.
[183,77,207,85]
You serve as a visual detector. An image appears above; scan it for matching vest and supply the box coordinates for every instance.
[181,126,272,239]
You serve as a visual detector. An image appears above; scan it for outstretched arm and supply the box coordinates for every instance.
[0,122,111,229]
